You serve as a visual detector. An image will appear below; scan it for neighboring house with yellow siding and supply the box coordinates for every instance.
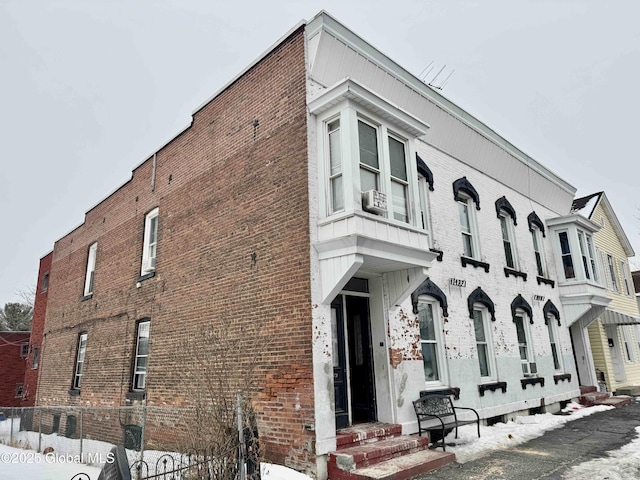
[572,192,640,394]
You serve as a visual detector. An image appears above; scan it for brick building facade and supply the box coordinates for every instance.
[0,331,30,407]
[32,12,619,479]
[36,25,315,470]
[20,252,52,406]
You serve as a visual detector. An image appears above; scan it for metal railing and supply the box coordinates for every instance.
[0,398,259,480]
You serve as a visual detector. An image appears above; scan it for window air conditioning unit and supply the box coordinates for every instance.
[522,362,538,377]
[362,190,387,214]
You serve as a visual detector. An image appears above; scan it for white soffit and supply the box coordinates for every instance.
[308,77,430,137]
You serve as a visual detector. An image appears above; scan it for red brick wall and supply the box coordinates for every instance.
[22,252,52,406]
[0,332,30,407]
[37,28,315,471]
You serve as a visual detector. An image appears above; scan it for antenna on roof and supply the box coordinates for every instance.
[419,62,455,91]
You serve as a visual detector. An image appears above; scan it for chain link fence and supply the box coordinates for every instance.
[0,402,259,480]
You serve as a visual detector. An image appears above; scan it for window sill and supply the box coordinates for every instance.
[81,294,93,302]
[68,389,80,397]
[126,391,146,401]
[137,271,156,283]
[553,373,571,385]
[420,387,460,400]
[504,268,527,281]
[461,257,490,272]
[536,276,555,288]
[520,377,545,389]
[429,248,444,262]
[478,381,507,397]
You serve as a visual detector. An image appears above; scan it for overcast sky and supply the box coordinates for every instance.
[1,0,639,307]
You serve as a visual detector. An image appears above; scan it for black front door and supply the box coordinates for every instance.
[346,296,376,424]
[332,293,377,429]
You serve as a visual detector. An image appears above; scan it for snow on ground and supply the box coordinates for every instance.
[0,402,635,479]
[563,426,640,480]
[442,402,614,463]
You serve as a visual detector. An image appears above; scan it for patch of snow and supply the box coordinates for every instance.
[444,404,614,463]
[564,426,640,480]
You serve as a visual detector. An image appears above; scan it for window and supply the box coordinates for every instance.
[473,308,495,380]
[132,320,150,390]
[514,314,536,376]
[621,260,632,296]
[41,272,49,292]
[72,333,87,390]
[388,135,409,222]
[500,213,518,269]
[458,196,479,259]
[546,317,561,371]
[141,208,159,275]
[358,120,380,193]
[417,300,446,384]
[577,230,597,281]
[558,231,575,279]
[327,119,344,213]
[607,254,619,292]
[32,346,40,369]
[15,384,24,398]
[417,174,432,234]
[357,119,411,223]
[531,227,546,277]
[20,344,29,357]
[84,242,97,296]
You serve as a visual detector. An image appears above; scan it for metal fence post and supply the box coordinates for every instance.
[80,408,84,458]
[140,404,147,480]
[238,391,245,480]
[10,408,14,445]
[38,407,42,453]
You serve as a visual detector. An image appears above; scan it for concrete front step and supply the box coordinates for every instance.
[595,395,634,408]
[330,436,430,471]
[580,385,598,395]
[579,392,611,406]
[336,424,403,449]
[616,385,640,396]
[328,449,455,480]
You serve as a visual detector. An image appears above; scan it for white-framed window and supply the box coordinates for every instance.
[620,260,632,296]
[132,320,150,390]
[514,313,536,376]
[72,333,88,390]
[388,134,409,223]
[327,119,344,214]
[417,174,432,234]
[141,208,159,275]
[458,195,480,259]
[473,307,496,381]
[557,231,575,280]
[417,298,447,385]
[621,326,635,362]
[84,242,97,296]
[356,118,412,223]
[32,346,40,369]
[358,119,381,194]
[606,254,619,292]
[585,234,599,283]
[499,213,518,269]
[41,272,49,292]
[546,316,562,371]
[20,344,29,358]
[577,230,598,281]
[531,226,547,277]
